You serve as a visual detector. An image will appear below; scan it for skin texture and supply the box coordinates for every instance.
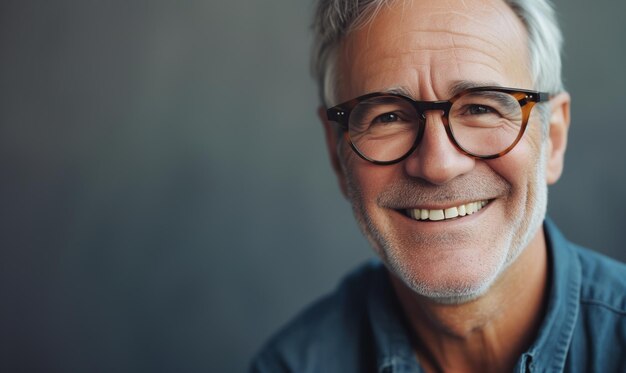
[319,0,571,371]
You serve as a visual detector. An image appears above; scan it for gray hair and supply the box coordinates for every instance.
[311,0,564,108]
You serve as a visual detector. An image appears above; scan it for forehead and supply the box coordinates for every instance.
[336,0,532,102]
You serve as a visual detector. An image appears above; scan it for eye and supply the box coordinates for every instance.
[467,104,495,115]
[373,112,400,124]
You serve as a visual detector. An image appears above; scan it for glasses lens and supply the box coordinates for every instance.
[449,91,524,156]
[348,96,420,162]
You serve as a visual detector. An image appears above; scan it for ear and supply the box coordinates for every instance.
[545,92,571,185]
[318,106,349,198]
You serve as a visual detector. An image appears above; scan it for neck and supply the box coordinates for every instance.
[390,229,549,373]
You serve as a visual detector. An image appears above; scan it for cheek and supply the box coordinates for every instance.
[343,154,399,205]
[351,165,392,199]
[489,120,545,187]
[487,140,547,228]
[488,153,527,188]
[489,158,531,203]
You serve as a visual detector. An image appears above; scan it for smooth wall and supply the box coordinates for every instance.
[1,1,624,372]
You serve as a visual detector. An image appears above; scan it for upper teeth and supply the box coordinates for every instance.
[406,200,488,221]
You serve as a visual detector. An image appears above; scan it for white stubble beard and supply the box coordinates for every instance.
[343,143,549,305]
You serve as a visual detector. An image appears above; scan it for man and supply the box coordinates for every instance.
[252,0,626,371]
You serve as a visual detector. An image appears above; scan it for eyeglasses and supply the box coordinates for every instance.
[326,86,550,165]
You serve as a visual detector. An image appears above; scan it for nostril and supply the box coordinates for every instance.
[403,129,476,185]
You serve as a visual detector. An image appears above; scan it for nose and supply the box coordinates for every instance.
[403,110,475,184]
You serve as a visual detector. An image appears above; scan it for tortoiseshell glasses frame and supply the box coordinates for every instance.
[326,86,551,165]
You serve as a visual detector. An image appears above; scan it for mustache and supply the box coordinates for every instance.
[377,172,511,208]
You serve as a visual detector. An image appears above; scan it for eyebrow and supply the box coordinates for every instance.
[382,86,417,98]
[381,80,503,100]
[448,80,502,97]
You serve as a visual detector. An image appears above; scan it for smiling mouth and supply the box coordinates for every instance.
[402,200,490,222]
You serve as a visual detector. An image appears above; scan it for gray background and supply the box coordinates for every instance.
[0,0,624,372]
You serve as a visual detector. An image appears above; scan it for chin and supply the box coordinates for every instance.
[398,266,501,305]
[384,244,509,305]
[378,199,546,305]
[348,147,550,305]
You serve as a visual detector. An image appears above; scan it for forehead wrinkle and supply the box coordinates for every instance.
[374,44,506,77]
[488,0,529,41]
[339,0,531,100]
[346,2,524,60]
[444,10,522,42]
[400,0,526,37]
[353,25,516,75]
[359,2,519,42]
[350,52,507,100]
[448,28,510,58]
[449,2,530,72]
[454,58,509,77]
[385,1,527,61]
[447,32,508,80]
[359,31,510,69]
[412,15,516,60]
[448,33,463,96]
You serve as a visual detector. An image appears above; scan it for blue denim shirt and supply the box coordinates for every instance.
[251,219,626,372]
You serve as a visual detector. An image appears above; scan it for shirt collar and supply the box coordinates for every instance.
[366,218,582,373]
[367,263,423,373]
[517,218,582,372]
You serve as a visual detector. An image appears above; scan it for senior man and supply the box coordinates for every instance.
[252,0,626,371]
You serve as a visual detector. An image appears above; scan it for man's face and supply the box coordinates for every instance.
[327,0,565,303]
